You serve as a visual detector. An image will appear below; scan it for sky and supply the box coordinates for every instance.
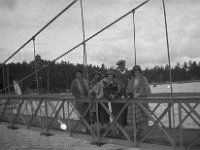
[0,0,200,69]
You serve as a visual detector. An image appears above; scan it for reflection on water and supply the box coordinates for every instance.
[0,124,128,150]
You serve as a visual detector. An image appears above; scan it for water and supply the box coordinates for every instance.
[150,81,200,93]
[149,81,200,129]
[0,82,200,149]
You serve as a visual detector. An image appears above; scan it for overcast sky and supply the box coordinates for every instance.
[0,0,200,69]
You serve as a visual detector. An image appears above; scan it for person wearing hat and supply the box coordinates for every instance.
[90,69,118,99]
[115,59,131,95]
[102,69,119,100]
[116,60,126,79]
[89,71,103,89]
[110,60,130,127]
[71,69,90,124]
[126,65,151,136]
[89,70,117,130]
[126,65,150,98]
[89,71,108,129]
[116,59,125,68]
[102,69,119,131]
[71,69,89,98]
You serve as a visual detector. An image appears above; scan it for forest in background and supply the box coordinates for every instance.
[1,55,200,94]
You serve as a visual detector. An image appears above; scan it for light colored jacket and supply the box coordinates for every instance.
[71,77,89,98]
[126,74,151,97]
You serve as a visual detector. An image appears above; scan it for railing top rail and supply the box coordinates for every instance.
[0,94,200,103]
[0,94,65,100]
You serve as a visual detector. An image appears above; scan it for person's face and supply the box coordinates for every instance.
[118,63,125,71]
[134,70,140,77]
[108,74,114,79]
[76,72,82,78]
[94,74,100,79]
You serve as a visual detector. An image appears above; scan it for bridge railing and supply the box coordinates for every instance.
[0,95,200,149]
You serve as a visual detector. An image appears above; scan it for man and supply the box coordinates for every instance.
[111,60,130,127]
[102,69,119,100]
[115,60,130,96]
[116,60,126,73]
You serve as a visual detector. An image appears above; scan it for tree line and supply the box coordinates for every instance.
[0,55,200,94]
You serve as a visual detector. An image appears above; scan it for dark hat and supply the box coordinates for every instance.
[116,60,125,66]
[92,71,102,76]
[132,65,142,72]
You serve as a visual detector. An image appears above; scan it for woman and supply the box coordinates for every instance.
[89,71,103,89]
[90,69,119,99]
[126,65,150,98]
[71,70,90,124]
[89,70,117,130]
[126,65,151,136]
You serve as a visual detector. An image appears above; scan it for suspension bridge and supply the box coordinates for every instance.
[0,0,200,149]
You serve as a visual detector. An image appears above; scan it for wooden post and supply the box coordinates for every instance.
[45,100,48,129]
[47,65,49,94]
[132,101,137,145]
[178,103,183,149]
[96,101,100,144]
[67,100,71,134]
[168,105,172,128]
[6,65,10,94]
[63,102,65,119]
[2,65,6,94]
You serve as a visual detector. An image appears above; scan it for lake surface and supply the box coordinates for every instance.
[0,82,199,150]
[150,81,200,93]
[149,81,200,128]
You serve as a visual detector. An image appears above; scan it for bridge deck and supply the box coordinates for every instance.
[0,94,200,150]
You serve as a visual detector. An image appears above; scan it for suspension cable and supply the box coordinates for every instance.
[51,0,150,63]
[32,37,39,94]
[162,0,176,148]
[132,10,137,66]
[162,1,173,93]
[80,0,96,143]
[80,0,88,80]
[2,0,78,65]
[0,0,150,94]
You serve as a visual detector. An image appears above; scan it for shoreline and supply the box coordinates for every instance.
[150,79,200,85]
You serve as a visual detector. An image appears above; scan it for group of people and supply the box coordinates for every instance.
[70,59,151,134]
